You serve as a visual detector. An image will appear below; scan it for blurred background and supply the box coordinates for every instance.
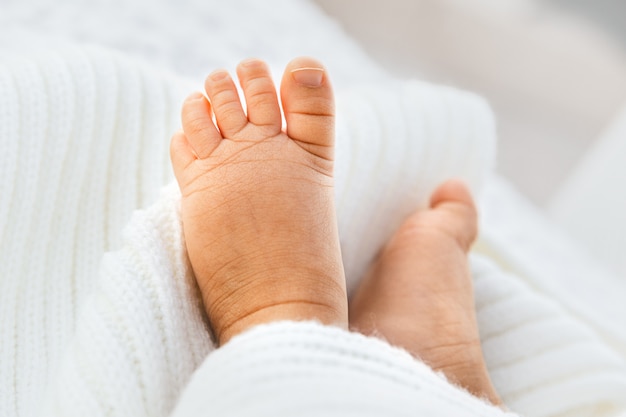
[316,0,626,206]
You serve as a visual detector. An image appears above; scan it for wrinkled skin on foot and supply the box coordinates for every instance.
[170,57,501,406]
[170,58,347,344]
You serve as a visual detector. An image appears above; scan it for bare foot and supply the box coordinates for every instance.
[349,180,501,405]
[170,57,347,345]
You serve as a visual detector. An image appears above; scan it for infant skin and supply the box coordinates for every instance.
[170,57,500,405]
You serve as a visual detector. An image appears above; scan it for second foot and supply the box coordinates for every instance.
[349,180,501,405]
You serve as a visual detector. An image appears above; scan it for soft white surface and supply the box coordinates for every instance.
[1,1,626,416]
[2,44,625,417]
[477,177,626,416]
[0,44,497,417]
[549,104,626,278]
[172,321,517,417]
[0,47,188,417]
[481,177,626,360]
[0,0,386,88]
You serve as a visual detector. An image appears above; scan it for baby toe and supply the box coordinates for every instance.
[205,70,248,137]
[236,58,281,133]
[181,92,222,159]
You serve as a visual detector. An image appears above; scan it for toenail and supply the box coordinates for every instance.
[291,67,324,87]
[210,70,229,81]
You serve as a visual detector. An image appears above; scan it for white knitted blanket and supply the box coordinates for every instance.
[1,1,626,416]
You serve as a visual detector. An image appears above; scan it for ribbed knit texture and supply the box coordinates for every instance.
[334,82,495,293]
[0,48,185,417]
[472,253,626,417]
[480,178,626,361]
[1,1,625,416]
[41,184,212,417]
[171,321,518,417]
[1,45,496,417]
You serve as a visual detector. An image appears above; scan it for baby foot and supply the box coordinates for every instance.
[170,58,347,344]
[349,180,501,405]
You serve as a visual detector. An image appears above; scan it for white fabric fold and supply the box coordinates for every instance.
[171,321,517,417]
[1,46,498,417]
[1,1,625,415]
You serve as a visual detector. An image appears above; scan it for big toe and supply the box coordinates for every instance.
[280,57,335,161]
